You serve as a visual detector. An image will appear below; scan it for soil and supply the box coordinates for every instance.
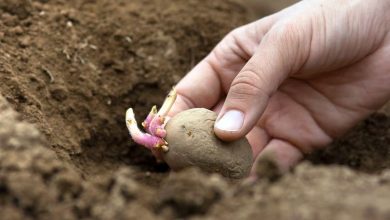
[0,0,389,220]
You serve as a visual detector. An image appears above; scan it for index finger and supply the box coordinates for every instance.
[168,57,222,117]
[168,27,255,117]
[168,17,279,117]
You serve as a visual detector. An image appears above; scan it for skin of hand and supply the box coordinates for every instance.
[169,0,390,172]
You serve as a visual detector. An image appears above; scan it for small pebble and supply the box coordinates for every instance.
[18,36,31,48]
[10,26,23,35]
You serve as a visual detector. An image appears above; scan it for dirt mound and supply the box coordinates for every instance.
[0,0,389,219]
[201,164,390,220]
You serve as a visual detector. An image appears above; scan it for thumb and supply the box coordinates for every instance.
[214,24,310,141]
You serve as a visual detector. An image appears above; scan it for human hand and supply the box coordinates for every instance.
[169,0,390,171]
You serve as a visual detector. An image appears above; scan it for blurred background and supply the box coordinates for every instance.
[241,0,299,18]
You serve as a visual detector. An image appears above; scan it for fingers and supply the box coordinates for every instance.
[214,22,312,141]
[168,59,222,117]
[168,27,254,117]
[169,17,278,117]
[252,139,303,174]
[245,126,270,157]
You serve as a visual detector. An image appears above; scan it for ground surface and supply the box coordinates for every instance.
[0,0,389,219]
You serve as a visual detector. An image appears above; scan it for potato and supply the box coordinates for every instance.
[163,108,253,179]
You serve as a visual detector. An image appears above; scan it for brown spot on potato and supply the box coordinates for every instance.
[163,108,253,179]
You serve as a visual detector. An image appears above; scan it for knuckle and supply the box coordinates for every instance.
[221,28,241,46]
[214,26,245,58]
[268,21,301,48]
[222,27,245,51]
[226,26,250,48]
[229,70,269,100]
[229,26,246,37]
[266,21,307,71]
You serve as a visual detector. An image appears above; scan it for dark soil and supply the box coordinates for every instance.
[0,0,389,219]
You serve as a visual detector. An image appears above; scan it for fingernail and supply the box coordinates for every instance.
[215,110,244,132]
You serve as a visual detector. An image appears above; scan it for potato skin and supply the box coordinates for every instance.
[163,108,253,179]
